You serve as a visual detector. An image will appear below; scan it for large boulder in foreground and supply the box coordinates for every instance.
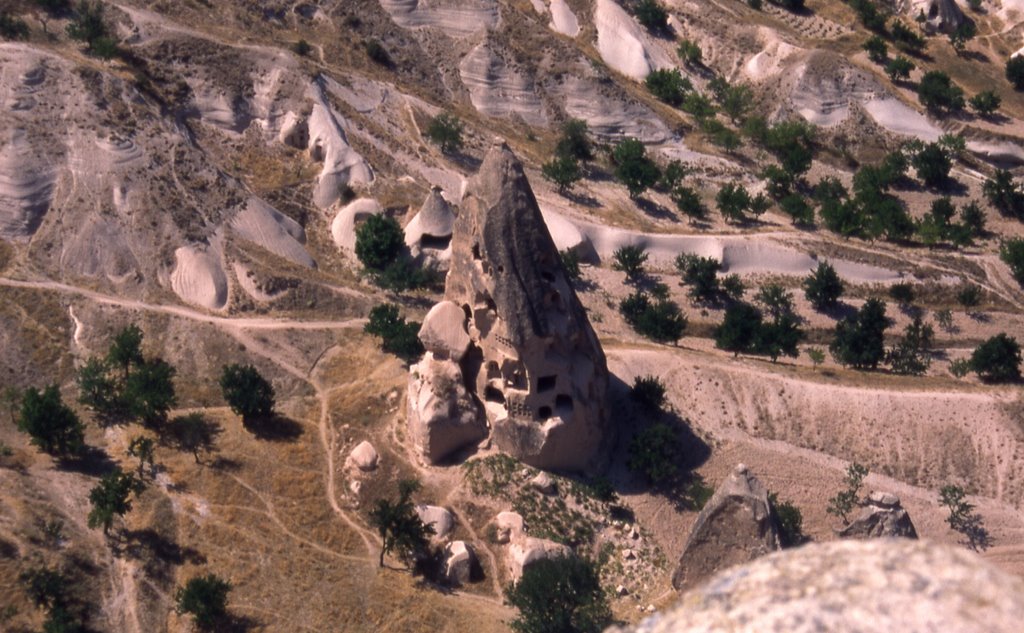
[506,536,571,581]
[672,464,780,590]
[407,352,487,464]
[442,141,610,472]
[839,491,918,540]
[610,540,1024,633]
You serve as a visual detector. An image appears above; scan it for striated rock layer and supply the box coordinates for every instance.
[612,540,1024,633]
[442,142,610,472]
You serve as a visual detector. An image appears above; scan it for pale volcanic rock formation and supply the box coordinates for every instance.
[346,440,379,471]
[594,0,671,80]
[838,491,919,539]
[672,464,781,590]
[331,199,382,254]
[548,0,581,37]
[506,536,570,581]
[442,541,478,586]
[613,540,1024,633]
[230,198,315,268]
[407,352,487,464]
[493,511,525,543]
[415,504,454,540]
[459,42,548,127]
[443,142,610,472]
[405,187,456,269]
[170,241,229,310]
[378,0,500,38]
[308,80,373,209]
[898,0,964,33]
[418,301,472,361]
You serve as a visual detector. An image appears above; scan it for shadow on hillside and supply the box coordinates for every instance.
[59,446,117,477]
[245,414,304,442]
[121,528,206,568]
[636,197,677,221]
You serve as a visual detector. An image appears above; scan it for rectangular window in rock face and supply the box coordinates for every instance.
[537,375,557,392]
[538,406,552,420]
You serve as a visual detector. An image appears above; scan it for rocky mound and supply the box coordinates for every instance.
[613,540,1024,633]
[671,464,780,590]
[838,491,918,539]
[438,141,610,472]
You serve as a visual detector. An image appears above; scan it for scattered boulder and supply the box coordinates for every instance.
[529,472,557,495]
[405,186,457,270]
[839,491,918,539]
[442,540,478,586]
[407,353,487,464]
[442,141,610,472]
[494,511,525,544]
[415,504,454,540]
[671,464,781,591]
[507,536,571,581]
[418,301,471,361]
[610,540,1024,633]
[345,441,378,471]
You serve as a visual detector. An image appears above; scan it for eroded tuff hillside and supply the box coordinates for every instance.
[1,0,1024,631]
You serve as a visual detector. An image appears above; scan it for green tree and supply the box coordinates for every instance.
[1000,238,1024,285]
[20,567,68,610]
[364,303,424,360]
[779,193,813,225]
[107,324,143,382]
[716,182,751,223]
[863,35,888,63]
[355,214,405,271]
[76,357,118,417]
[123,358,176,426]
[555,119,594,162]
[676,254,722,303]
[983,170,1024,220]
[956,283,982,310]
[826,462,868,525]
[612,138,660,198]
[634,298,688,344]
[960,201,986,238]
[671,186,707,223]
[803,261,844,311]
[369,479,434,567]
[917,71,965,113]
[0,12,30,40]
[768,492,805,547]
[630,375,666,412]
[891,20,926,52]
[830,298,890,369]
[714,302,764,357]
[541,155,582,194]
[505,556,612,633]
[677,39,702,65]
[806,346,825,369]
[634,0,668,31]
[611,245,648,283]
[949,20,977,55]
[718,83,753,124]
[87,467,141,535]
[219,364,275,425]
[18,386,85,458]
[1007,55,1024,90]
[754,284,795,319]
[645,68,691,106]
[911,142,952,188]
[764,120,815,177]
[939,485,989,551]
[560,249,582,281]
[126,435,156,479]
[628,423,682,484]
[681,91,716,119]
[168,413,219,463]
[970,333,1022,382]
[175,574,232,631]
[66,0,118,58]
[886,315,934,376]
[969,90,1001,117]
[889,281,916,306]
[426,113,463,153]
[886,55,915,82]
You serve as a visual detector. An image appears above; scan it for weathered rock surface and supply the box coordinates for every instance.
[345,441,378,471]
[415,504,454,540]
[405,186,457,270]
[899,0,964,33]
[407,353,487,464]
[610,540,1024,633]
[838,491,918,539]
[418,301,471,361]
[672,464,780,590]
[530,472,557,495]
[494,511,525,544]
[442,142,610,472]
[442,540,478,586]
[507,536,570,581]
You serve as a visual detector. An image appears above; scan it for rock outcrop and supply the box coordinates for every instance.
[415,504,454,540]
[671,464,780,590]
[418,301,471,361]
[838,491,918,539]
[507,536,571,581]
[611,540,1024,633]
[493,511,525,544]
[345,441,378,471]
[898,0,964,33]
[405,186,457,270]
[438,142,610,472]
[442,540,478,586]
[407,353,487,464]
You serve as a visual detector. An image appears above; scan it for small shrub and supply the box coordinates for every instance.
[768,492,805,547]
[628,423,682,484]
[425,112,463,154]
[365,304,424,361]
[630,375,667,412]
[175,574,232,631]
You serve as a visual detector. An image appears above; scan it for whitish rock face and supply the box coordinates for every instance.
[442,143,609,472]
[613,540,1024,633]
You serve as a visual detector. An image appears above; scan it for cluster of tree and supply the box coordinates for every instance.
[619,290,688,344]
[675,254,744,304]
[611,138,662,199]
[829,298,891,370]
[77,325,177,427]
[713,296,803,362]
[542,120,595,194]
[959,333,1023,382]
[354,213,435,291]
[915,197,985,248]
[364,303,425,360]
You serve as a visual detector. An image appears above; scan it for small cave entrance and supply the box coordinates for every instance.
[484,386,506,404]
[420,233,452,250]
[537,406,552,420]
[537,375,557,392]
